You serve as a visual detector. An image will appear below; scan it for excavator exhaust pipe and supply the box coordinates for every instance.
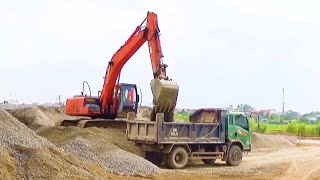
[150,78,179,121]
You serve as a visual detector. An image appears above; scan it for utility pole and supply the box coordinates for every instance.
[57,95,62,105]
[282,88,285,114]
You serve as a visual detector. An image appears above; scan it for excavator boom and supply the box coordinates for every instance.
[62,11,179,128]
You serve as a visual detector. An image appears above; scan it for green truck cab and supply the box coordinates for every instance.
[227,111,252,151]
[126,108,251,169]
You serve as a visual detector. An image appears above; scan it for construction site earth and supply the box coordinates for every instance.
[0,104,319,180]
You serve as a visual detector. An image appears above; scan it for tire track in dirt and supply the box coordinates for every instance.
[275,146,320,180]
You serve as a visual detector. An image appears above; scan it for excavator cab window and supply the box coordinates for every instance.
[117,84,139,115]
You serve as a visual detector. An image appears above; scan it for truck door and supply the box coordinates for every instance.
[227,114,236,139]
[234,114,251,150]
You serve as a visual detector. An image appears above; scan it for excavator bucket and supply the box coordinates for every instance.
[150,78,179,114]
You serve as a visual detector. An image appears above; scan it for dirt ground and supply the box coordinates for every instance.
[153,145,320,180]
[1,105,320,180]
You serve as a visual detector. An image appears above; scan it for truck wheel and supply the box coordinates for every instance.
[202,159,216,165]
[226,145,242,166]
[168,146,188,169]
[145,151,162,166]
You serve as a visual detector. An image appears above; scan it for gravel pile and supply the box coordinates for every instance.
[0,108,54,149]
[0,108,122,179]
[62,137,161,176]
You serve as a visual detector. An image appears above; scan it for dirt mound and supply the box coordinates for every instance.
[37,105,80,123]
[6,107,55,131]
[37,126,142,156]
[37,126,161,175]
[0,108,124,179]
[6,106,79,131]
[251,132,296,150]
[62,138,160,176]
[9,145,121,179]
[0,147,18,179]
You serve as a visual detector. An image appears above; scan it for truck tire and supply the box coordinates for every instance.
[145,151,162,166]
[202,159,216,165]
[226,145,242,166]
[167,146,188,169]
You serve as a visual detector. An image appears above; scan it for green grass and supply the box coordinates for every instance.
[250,121,320,137]
[174,112,190,122]
[265,124,286,134]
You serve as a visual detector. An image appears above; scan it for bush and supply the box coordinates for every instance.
[296,123,306,136]
[286,122,296,134]
[257,123,268,133]
[315,124,320,136]
[249,118,257,131]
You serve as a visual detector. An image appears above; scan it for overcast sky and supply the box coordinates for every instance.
[1,0,319,113]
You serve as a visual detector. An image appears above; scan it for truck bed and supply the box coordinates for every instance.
[126,113,226,144]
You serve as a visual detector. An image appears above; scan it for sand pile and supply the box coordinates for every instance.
[6,106,79,131]
[0,108,122,179]
[37,105,80,123]
[6,107,55,130]
[251,132,296,150]
[37,126,142,156]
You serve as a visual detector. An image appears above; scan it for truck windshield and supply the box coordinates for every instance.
[235,114,249,131]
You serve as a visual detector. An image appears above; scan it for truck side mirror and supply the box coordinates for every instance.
[137,94,140,102]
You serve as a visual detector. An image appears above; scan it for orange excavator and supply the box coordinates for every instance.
[60,11,179,128]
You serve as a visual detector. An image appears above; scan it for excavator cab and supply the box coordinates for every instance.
[115,83,139,118]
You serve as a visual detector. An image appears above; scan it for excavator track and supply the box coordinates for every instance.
[59,118,127,129]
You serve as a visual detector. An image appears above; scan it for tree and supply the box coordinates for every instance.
[236,104,253,112]
[282,110,300,120]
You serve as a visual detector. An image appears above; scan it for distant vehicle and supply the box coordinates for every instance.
[126,108,252,169]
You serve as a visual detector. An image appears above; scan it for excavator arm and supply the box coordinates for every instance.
[100,11,178,116]
[64,11,178,122]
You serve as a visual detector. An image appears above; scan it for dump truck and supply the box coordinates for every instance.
[126,108,251,169]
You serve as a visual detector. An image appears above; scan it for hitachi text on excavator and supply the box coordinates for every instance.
[60,11,179,128]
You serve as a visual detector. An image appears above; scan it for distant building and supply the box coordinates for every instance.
[3,100,19,105]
